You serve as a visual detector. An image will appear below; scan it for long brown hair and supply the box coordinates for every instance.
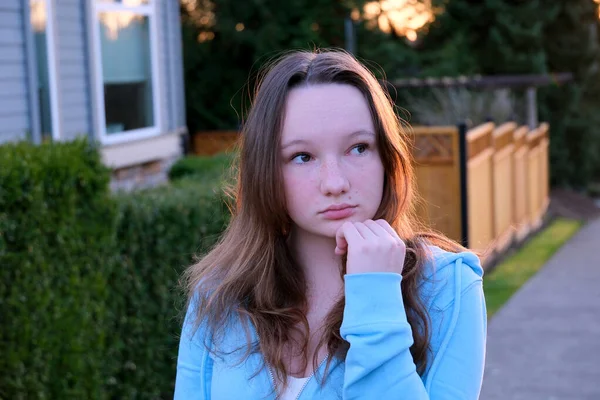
[182,49,464,392]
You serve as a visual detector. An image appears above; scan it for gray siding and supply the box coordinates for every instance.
[0,0,30,144]
[55,0,92,141]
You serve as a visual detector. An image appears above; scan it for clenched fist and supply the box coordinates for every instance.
[335,219,406,275]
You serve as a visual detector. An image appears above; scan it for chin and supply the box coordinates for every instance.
[316,216,365,237]
[308,226,338,239]
[297,223,339,239]
[294,213,376,238]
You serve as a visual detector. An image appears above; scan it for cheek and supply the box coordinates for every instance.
[354,159,385,204]
[283,171,312,215]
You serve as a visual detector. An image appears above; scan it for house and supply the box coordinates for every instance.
[1,0,187,190]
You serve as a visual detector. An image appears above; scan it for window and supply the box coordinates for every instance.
[30,0,59,142]
[91,0,161,144]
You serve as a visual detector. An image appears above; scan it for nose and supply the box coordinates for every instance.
[319,158,350,196]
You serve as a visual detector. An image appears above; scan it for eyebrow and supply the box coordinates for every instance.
[280,130,376,151]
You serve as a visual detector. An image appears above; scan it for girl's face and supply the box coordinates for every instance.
[280,83,385,239]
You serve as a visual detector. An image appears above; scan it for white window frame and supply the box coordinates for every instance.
[90,1,162,146]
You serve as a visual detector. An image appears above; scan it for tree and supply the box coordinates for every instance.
[539,0,600,186]
[181,0,365,132]
[415,0,600,186]
[417,0,553,76]
[180,0,600,186]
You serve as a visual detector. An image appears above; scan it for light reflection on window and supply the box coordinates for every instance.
[99,11,143,40]
[30,0,52,140]
[30,0,46,32]
[96,0,150,4]
[99,13,154,133]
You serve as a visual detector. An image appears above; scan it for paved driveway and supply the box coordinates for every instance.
[480,217,600,400]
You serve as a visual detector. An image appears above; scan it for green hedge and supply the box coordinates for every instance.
[0,139,117,399]
[0,140,230,399]
[168,152,236,183]
[107,181,229,398]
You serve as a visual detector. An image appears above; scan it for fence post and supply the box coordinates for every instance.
[526,87,538,129]
[458,122,469,248]
[344,16,356,54]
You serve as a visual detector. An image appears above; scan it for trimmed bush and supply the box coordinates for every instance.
[107,180,230,398]
[0,139,231,399]
[0,139,117,399]
[168,152,236,183]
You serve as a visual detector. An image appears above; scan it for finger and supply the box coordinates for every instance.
[364,219,394,239]
[335,222,363,255]
[374,220,403,242]
[353,221,378,240]
[335,223,348,254]
[335,237,347,255]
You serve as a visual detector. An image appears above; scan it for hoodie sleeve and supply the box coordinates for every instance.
[340,257,486,400]
[174,297,213,400]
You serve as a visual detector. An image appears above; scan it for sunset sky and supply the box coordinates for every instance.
[361,0,436,42]
[181,0,437,42]
[183,0,600,44]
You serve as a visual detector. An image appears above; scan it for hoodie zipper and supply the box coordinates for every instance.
[267,364,277,395]
[267,354,329,400]
[295,355,329,400]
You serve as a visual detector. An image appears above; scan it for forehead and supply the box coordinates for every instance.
[281,83,375,142]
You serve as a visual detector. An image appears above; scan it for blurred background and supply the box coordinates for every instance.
[181,0,600,190]
[1,1,599,399]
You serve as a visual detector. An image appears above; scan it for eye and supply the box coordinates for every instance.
[350,143,369,155]
[291,153,312,164]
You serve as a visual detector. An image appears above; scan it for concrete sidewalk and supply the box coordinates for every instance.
[480,217,600,400]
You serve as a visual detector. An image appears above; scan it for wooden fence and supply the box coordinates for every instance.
[412,122,550,264]
[411,127,463,243]
[190,131,239,156]
[191,122,550,265]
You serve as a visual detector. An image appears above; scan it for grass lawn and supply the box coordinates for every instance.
[484,217,582,318]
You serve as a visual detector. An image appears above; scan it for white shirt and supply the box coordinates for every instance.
[280,376,310,400]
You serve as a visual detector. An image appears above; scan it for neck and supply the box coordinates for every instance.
[288,228,344,307]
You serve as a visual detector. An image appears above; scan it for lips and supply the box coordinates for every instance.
[320,204,357,220]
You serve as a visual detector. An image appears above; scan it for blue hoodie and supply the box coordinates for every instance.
[174,246,487,399]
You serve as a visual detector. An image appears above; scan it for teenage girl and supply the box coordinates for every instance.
[175,49,486,400]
